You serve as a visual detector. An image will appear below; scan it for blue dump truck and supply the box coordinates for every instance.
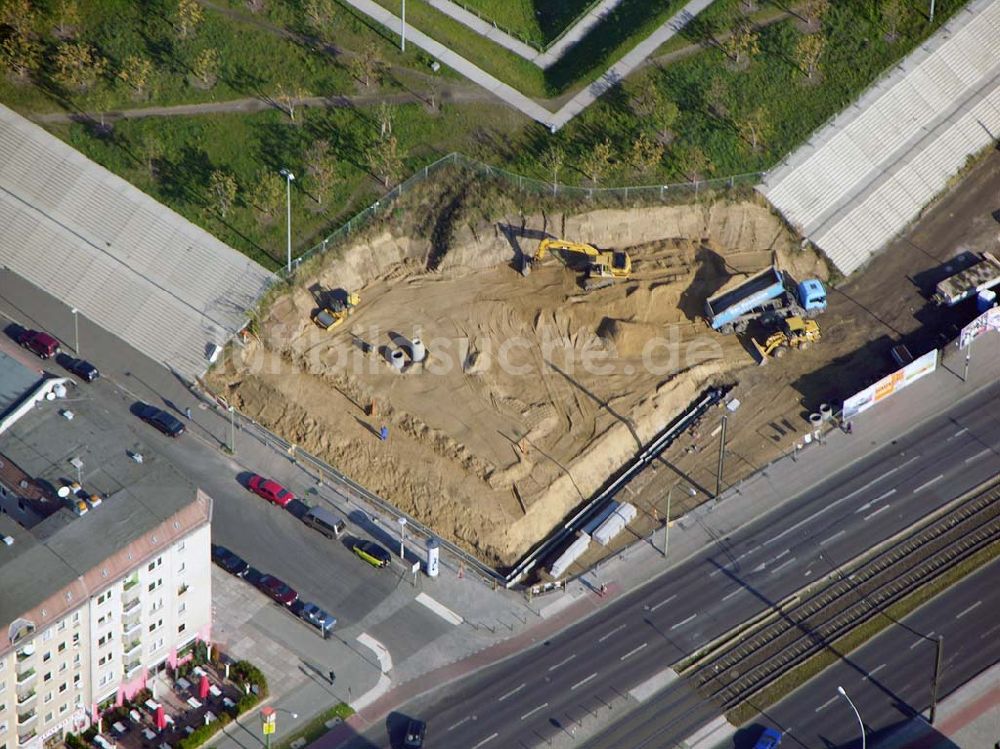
[705,266,827,334]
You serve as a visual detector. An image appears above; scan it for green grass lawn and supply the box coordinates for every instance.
[453,0,598,47]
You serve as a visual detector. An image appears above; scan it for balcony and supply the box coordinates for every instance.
[122,595,141,614]
[123,576,139,591]
[17,708,37,725]
[122,617,141,640]
[18,729,36,745]
[123,659,142,678]
[124,639,142,657]
[15,688,36,707]
[15,668,36,685]
[15,648,33,662]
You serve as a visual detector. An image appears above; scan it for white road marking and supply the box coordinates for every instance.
[980,624,1000,640]
[415,592,464,625]
[912,474,944,494]
[620,642,648,661]
[857,488,897,512]
[498,683,525,702]
[472,732,498,748]
[649,595,677,612]
[820,530,845,546]
[965,448,992,464]
[773,549,790,561]
[548,654,576,672]
[356,633,393,673]
[709,545,760,576]
[864,664,887,681]
[671,614,697,631]
[815,695,838,712]
[723,588,743,601]
[864,505,890,521]
[771,558,796,575]
[571,673,598,691]
[598,624,626,643]
[910,631,934,650]
[953,427,969,439]
[448,716,472,731]
[520,703,548,721]
[956,601,982,619]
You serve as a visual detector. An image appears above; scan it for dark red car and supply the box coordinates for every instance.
[257,574,298,606]
[247,475,294,507]
[17,330,60,359]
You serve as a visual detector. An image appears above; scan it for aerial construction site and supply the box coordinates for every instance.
[206,185,850,570]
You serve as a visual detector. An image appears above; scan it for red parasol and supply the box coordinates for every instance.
[198,675,209,700]
[155,705,166,731]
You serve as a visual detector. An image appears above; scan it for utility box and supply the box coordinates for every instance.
[426,538,440,578]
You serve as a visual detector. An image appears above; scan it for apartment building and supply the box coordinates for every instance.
[0,469,212,749]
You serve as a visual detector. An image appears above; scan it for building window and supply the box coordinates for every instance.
[43,692,52,704]
[72,612,80,625]
[147,582,155,592]
[44,712,52,722]
[58,683,66,694]
[147,562,155,572]
[42,652,50,663]
[177,541,185,551]
[178,562,185,573]
[43,672,51,683]
[178,602,186,614]
[97,635,107,647]
[60,703,69,714]
[41,630,52,642]
[57,621,66,632]
[148,623,156,633]
[57,643,65,653]
[177,624,186,634]
[72,634,79,646]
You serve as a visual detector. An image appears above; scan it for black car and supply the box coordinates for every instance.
[243,566,265,588]
[211,545,250,577]
[403,719,426,748]
[66,358,100,382]
[136,404,185,437]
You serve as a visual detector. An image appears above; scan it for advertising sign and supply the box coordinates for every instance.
[959,306,1000,348]
[842,349,939,420]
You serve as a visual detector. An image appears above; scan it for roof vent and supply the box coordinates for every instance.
[2,535,13,546]
[19,480,28,489]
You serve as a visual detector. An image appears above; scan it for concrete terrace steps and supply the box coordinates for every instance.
[0,103,273,379]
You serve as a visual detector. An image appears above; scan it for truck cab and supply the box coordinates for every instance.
[797,279,827,312]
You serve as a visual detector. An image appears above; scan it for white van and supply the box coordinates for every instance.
[303,506,346,539]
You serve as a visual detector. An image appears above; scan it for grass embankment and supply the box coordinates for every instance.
[727,539,1000,725]
[272,704,354,749]
[445,0,597,48]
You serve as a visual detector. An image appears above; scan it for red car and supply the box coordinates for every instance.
[17,330,60,359]
[257,574,298,606]
[248,475,294,507]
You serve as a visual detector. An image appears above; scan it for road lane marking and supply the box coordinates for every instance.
[864,505,890,521]
[965,448,992,463]
[709,546,760,576]
[820,530,845,546]
[649,595,677,612]
[857,488,897,512]
[571,673,598,690]
[598,624,626,643]
[548,654,576,672]
[864,664,886,681]
[912,474,944,494]
[520,703,548,721]
[448,716,472,731]
[910,631,934,650]
[815,695,838,712]
[980,624,1000,640]
[498,683,525,702]
[953,427,969,439]
[472,732,498,748]
[723,588,743,601]
[772,549,790,562]
[620,642,648,661]
[771,558,796,574]
[956,601,982,619]
[671,614,697,631]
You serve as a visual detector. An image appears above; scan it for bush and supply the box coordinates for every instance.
[230,661,268,698]
[174,712,233,749]
[65,733,87,749]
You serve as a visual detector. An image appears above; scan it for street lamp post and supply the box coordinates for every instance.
[71,307,79,355]
[836,686,866,749]
[228,406,236,455]
[398,517,407,558]
[279,169,295,274]
[261,707,298,749]
[663,483,696,558]
[401,0,406,51]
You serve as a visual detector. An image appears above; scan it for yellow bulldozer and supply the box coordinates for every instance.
[312,291,360,330]
[752,316,821,364]
[521,238,631,291]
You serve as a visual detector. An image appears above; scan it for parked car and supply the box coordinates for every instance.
[288,600,306,619]
[211,545,249,577]
[403,718,426,748]
[136,404,185,437]
[300,603,336,633]
[752,727,782,749]
[17,329,60,359]
[257,574,298,605]
[65,358,100,382]
[352,540,391,568]
[243,566,265,588]
[248,475,295,507]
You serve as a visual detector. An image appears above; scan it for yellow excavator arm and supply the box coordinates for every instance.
[534,238,600,262]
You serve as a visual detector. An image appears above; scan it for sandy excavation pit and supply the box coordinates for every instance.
[208,200,828,567]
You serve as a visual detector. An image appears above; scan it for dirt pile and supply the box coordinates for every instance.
[208,199,826,566]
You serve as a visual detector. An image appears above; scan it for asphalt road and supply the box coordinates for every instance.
[351,382,1000,749]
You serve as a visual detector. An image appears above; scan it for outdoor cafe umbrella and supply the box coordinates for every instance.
[198,675,209,700]
[155,705,166,731]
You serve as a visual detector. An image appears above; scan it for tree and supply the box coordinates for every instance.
[89,84,115,133]
[705,75,731,119]
[375,101,394,138]
[53,40,107,91]
[137,132,164,178]
[117,54,153,97]
[209,170,238,217]
[176,0,203,40]
[0,33,41,80]
[249,171,285,224]
[630,132,664,175]
[190,47,219,89]
[304,139,338,204]
[736,107,772,152]
[365,135,403,187]
[275,82,308,121]
[539,144,565,189]
[349,41,385,87]
[304,0,336,34]
[1,0,37,39]
[579,138,614,184]
[721,18,760,66]
[675,144,713,182]
[882,0,906,42]
[794,33,825,80]
[52,0,80,39]
[628,82,679,143]
[245,0,266,13]
[801,0,829,28]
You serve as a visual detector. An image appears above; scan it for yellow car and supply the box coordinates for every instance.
[352,540,391,568]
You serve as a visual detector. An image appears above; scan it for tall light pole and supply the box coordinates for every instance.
[930,0,936,23]
[836,686,865,749]
[279,168,295,274]
[401,0,406,51]
[228,406,236,455]
[663,483,696,558]
[398,517,407,558]
[71,307,79,355]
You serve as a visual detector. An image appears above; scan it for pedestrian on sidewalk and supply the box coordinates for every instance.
[185,407,192,419]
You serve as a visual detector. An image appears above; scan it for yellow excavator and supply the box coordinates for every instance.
[522,238,632,291]
[312,291,360,330]
[752,316,821,364]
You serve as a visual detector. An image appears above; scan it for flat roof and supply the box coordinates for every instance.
[0,348,43,421]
